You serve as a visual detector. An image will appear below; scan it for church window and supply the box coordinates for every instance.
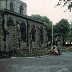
[31,25,36,41]
[20,22,26,42]
[19,5,24,15]
[10,1,15,12]
[40,27,43,43]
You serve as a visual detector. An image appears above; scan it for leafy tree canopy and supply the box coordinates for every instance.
[55,19,70,37]
[54,19,70,44]
[67,23,72,42]
[30,14,51,24]
[57,0,72,12]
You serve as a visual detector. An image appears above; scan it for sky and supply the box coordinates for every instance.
[21,0,72,24]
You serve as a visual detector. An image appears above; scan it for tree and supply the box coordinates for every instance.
[57,0,72,12]
[67,23,72,44]
[30,14,52,40]
[54,19,70,45]
[30,14,51,24]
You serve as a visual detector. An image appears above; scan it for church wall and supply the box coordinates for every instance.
[0,12,6,52]
[28,20,40,49]
[3,13,28,52]
[28,20,47,49]
[0,12,47,52]
[0,0,48,53]
[41,25,48,48]
[0,13,3,51]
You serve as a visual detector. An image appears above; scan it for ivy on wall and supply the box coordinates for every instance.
[7,17,15,26]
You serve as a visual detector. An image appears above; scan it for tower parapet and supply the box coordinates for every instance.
[0,0,27,15]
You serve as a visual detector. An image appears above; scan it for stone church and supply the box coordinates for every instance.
[0,0,48,54]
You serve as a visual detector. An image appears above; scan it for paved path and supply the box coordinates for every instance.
[0,52,72,72]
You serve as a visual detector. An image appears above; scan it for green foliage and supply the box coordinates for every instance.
[30,15,51,23]
[7,17,15,26]
[67,23,72,42]
[55,19,70,36]
[54,19,70,44]
[57,0,72,12]
[14,48,49,57]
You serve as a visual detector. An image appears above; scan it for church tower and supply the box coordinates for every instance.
[0,0,27,15]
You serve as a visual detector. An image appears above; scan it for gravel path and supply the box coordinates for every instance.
[0,52,72,72]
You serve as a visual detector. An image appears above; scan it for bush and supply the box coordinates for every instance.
[66,46,72,52]
[12,48,49,57]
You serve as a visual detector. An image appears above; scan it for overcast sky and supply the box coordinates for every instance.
[21,0,72,24]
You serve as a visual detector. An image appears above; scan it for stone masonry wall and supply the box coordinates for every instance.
[0,11,48,52]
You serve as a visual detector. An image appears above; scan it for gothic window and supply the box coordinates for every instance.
[19,5,24,15]
[10,1,14,12]
[40,27,43,43]
[20,22,26,42]
[31,25,36,41]
[7,17,15,26]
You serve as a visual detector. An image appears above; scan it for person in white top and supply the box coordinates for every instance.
[53,45,59,55]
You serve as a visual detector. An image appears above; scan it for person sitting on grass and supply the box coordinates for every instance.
[53,45,61,55]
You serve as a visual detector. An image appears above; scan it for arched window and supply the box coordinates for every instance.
[31,25,36,41]
[40,27,43,43]
[10,1,14,12]
[20,22,26,42]
[19,5,24,15]
[7,17,15,26]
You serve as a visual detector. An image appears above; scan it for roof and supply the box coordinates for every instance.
[1,9,46,26]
